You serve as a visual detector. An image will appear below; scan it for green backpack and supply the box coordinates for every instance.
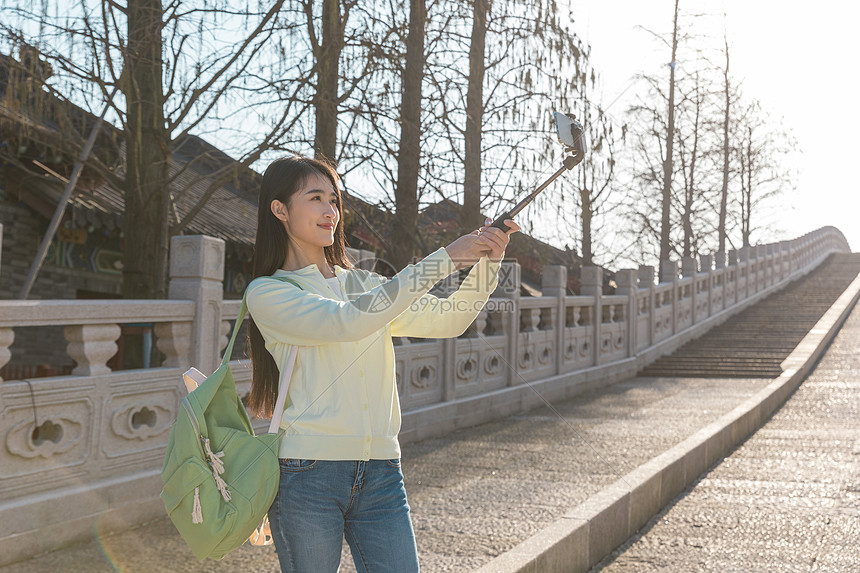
[160,278,300,560]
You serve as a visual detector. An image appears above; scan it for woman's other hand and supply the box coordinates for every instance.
[475,217,519,262]
[445,234,492,270]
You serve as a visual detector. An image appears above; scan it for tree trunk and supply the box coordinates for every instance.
[742,125,752,246]
[682,81,701,258]
[718,32,731,253]
[580,186,593,266]
[123,0,169,299]
[660,0,680,263]
[314,0,341,160]
[461,0,488,235]
[392,0,425,269]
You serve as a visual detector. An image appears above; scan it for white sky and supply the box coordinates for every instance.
[570,0,860,253]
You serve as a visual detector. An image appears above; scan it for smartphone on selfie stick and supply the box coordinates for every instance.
[489,112,587,233]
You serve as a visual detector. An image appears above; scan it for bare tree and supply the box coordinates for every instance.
[660,0,681,266]
[2,0,306,298]
[717,23,732,257]
[734,99,796,247]
[568,58,622,267]
[391,0,427,269]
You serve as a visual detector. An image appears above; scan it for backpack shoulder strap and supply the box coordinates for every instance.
[248,275,304,434]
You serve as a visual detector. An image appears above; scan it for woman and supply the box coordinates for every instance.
[246,155,519,572]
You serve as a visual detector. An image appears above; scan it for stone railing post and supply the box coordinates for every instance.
[167,235,225,375]
[728,249,739,306]
[615,269,638,357]
[682,257,697,324]
[496,260,521,387]
[700,254,713,316]
[542,265,567,375]
[639,265,655,349]
[660,260,679,334]
[580,266,602,366]
[738,246,750,300]
[440,271,462,402]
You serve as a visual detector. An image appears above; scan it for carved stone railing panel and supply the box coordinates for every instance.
[562,297,596,372]
[600,296,628,363]
[395,341,444,409]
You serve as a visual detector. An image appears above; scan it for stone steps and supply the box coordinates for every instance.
[639,253,860,379]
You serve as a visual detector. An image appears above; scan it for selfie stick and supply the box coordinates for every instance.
[490,114,586,233]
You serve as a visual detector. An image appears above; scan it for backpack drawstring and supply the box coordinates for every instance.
[203,437,231,502]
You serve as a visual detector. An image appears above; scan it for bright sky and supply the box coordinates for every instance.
[572,0,860,253]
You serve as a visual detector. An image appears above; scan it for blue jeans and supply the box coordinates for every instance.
[268,458,420,573]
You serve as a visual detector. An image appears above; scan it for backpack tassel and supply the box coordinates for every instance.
[191,487,203,524]
[203,437,231,501]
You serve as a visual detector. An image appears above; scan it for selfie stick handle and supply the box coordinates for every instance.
[490,153,582,232]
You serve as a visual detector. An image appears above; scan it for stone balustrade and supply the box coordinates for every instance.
[0,225,851,565]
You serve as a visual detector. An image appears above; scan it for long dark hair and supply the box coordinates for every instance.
[247,155,352,418]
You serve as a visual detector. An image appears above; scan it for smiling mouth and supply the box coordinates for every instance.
[319,224,334,230]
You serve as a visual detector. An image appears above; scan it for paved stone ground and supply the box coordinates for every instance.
[591,306,860,572]
[2,375,773,573]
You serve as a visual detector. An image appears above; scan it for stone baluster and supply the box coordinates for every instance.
[495,260,520,387]
[542,265,567,375]
[728,249,739,306]
[65,324,121,376]
[168,235,225,375]
[475,308,488,336]
[580,266,602,366]
[660,260,679,335]
[638,265,655,349]
[520,308,540,332]
[440,270,462,401]
[781,241,790,280]
[219,319,231,358]
[682,257,697,325]
[700,254,714,316]
[0,327,13,385]
[154,321,192,368]
[615,270,638,357]
[738,246,750,300]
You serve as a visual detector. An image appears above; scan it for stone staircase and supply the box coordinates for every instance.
[639,253,860,379]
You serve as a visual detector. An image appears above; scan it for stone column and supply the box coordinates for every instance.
[681,257,697,325]
[495,261,521,387]
[615,269,638,357]
[700,254,714,316]
[167,235,225,375]
[440,271,462,402]
[542,265,567,375]
[660,260,679,334]
[580,267,602,366]
[738,246,750,300]
[638,265,655,349]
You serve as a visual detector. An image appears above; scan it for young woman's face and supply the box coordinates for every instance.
[275,173,340,253]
